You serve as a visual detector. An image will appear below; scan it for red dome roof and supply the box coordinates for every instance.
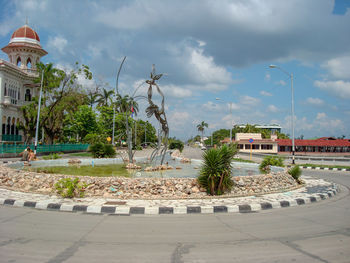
[11,25,40,42]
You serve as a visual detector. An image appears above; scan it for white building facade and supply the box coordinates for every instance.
[0,25,47,143]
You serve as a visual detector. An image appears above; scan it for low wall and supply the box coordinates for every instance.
[0,164,300,199]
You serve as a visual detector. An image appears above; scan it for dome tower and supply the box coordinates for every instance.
[1,24,47,73]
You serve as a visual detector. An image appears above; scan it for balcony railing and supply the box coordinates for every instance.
[2,134,22,142]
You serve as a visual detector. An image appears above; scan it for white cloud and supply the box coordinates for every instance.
[275,80,286,86]
[316,112,326,120]
[267,105,278,113]
[314,80,350,99]
[240,95,260,106]
[162,84,192,98]
[306,97,324,106]
[322,55,350,79]
[260,90,272,96]
[188,48,232,89]
[265,73,271,81]
[47,36,68,54]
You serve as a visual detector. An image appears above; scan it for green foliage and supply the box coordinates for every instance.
[42,153,61,160]
[169,138,184,152]
[89,143,116,158]
[54,178,87,198]
[259,156,284,174]
[83,133,106,144]
[210,129,230,145]
[198,144,238,195]
[64,105,99,141]
[288,165,302,183]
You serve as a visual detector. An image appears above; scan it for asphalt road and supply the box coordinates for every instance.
[0,170,349,263]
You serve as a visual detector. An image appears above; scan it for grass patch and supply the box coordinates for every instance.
[232,158,255,163]
[300,163,350,170]
[25,164,132,177]
[68,152,93,157]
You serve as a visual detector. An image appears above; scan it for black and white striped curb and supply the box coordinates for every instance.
[299,166,350,172]
[0,185,339,215]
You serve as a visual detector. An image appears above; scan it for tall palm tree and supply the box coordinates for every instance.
[197,121,208,143]
[115,94,139,116]
[96,88,114,107]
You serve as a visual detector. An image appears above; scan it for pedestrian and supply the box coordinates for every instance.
[20,146,30,161]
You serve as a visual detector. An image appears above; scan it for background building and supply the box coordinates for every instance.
[0,24,47,143]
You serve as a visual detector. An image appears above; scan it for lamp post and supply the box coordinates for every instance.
[269,64,295,164]
[216,98,233,143]
[34,71,44,155]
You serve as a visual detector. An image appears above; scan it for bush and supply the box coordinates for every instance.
[259,156,284,174]
[288,165,302,183]
[55,178,87,198]
[169,139,184,152]
[89,143,116,158]
[197,144,238,195]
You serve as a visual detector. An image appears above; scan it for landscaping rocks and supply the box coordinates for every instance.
[0,164,300,200]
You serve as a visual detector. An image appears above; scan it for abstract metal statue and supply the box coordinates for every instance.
[145,65,169,165]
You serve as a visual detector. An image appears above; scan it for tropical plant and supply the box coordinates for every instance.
[197,144,238,195]
[55,178,87,198]
[197,121,208,142]
[259,156,284,174]
[89,143,116,158]
[169,138,184,152]
[288,165,302,183]
[96,88,114,107]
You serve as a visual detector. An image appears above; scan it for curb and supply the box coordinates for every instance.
[296,166,350,172]
[0,185,339,216]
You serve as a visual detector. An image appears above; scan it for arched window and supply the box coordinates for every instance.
[1,116,6,135]
[4,83,7,96]
[6,117,11,135]
[17,57,21,67]
[11,118,15,135]
[25,89,31,101]
[18,89,20,100]
[16,118,20,135]
[27,58,32,69]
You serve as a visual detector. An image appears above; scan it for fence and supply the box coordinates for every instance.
[0,143,90,155]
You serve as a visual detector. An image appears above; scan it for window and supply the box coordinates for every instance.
[252,144,260,150]
[17,57,21,67]
[4,83,7,96]
[25,89,31,101]
[261,144,273,150]
[238,144,244,149]
[27,58,32,69]
[245,144,250,149]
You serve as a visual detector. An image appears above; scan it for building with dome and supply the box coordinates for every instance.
[0,24,47,143]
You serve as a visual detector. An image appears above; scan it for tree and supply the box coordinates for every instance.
[197,121,208,143]
[19,62,93,144]
[96,88,114,107]
[65,105,99,140]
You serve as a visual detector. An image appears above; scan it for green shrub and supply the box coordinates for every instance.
[89,143,116,158]
[288,165,302,183]
[54,178,87,198]
[259,156,284,174]
[198,144,238,195]
[169,139,184,152]
[42,153,62,160]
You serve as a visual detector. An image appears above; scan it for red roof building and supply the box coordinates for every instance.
[277,137,350,156]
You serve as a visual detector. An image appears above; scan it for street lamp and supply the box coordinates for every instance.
[269,64,295,164]
[216,98,233,143]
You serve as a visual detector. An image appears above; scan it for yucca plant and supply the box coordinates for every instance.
[198,144,237,195]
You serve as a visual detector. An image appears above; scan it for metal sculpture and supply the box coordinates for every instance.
[145,65,169,165]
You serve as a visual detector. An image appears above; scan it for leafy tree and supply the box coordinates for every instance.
[65,105,99,140]
[168,138,184,152]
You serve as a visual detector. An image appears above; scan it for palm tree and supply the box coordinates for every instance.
[197,121,208,143]
[115,94,139,116]
[96,88,114,107]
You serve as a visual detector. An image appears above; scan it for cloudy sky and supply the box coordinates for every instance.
[1,0,350,140]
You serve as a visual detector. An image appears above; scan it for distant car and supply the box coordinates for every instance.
[201,146,207,150]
